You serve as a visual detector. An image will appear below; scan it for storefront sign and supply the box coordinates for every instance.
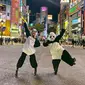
[60,0,69,3]
[72,19,78,25]
[72,18,81,25]
[69,1,83,16]
[69,5,78,15]
[64,20,69,29]
[10,24,19,37]
[48,15,52,20]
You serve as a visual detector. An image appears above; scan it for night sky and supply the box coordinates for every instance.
[26,0,60,23]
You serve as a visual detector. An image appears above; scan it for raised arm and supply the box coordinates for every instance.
[23,22,31,38]
[55,29,65,42]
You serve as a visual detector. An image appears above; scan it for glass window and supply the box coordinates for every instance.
[6,0,11,5]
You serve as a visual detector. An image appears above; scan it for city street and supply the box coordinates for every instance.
[0,0,85,85]
[0,45,85,85]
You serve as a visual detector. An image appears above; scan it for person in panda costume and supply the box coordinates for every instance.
[43,29,76,75]
[15,20,40,77]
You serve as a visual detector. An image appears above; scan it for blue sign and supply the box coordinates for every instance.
[20,0,23,6]
[72,19,78,25]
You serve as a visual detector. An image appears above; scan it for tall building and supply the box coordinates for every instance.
[40,6,48,38]
[35,13,40,24]
[60,0,69,40]
[60,0,69,29]
[11,0,27,38]
[69,0,84,38]
[0,0,11,36]
[84,0,85,34]
[11,0,20,38]
[40,6,48,24]
[0,0,27,38]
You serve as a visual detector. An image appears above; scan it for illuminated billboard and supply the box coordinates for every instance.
[11,0,19,24]
[72,18,81,25]
[69,3,81,15]
[60,0,69,3]
[11,0,20,37]
[64,20,69,29]
[41,7,47,11]
[48,15,52,20]
[40,6,48,38]
[40,6,48,23]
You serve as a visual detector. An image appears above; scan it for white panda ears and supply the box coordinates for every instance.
[49,32,56,35]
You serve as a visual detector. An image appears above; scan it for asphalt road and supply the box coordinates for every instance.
[0,45,85,85]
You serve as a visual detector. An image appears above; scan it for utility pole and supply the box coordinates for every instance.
[0,20,4,45]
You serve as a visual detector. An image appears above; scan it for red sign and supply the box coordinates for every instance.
[84,10,85,34]
[11,0,19,24]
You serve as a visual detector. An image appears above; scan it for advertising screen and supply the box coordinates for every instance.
[48,15,52,20]
[72,18,81,25]
[61,0,69,3]
[69,5,77,14]
[11,0,19,24]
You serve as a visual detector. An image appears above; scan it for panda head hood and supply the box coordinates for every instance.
[47,32,56,41]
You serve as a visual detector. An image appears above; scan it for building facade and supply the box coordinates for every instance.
[0,0,11,36]
[0,0,27,39]
[40,6,48,38]
[69,0,84,39]
[60,0,69,41]
[35,13,40,24]
[84,0,85,34]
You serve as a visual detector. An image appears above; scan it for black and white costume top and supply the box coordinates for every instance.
[22,22,40,55]
[43,29,65,59]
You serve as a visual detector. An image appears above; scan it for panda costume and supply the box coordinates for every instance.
[15,21,40,77]
[43,29,76,75]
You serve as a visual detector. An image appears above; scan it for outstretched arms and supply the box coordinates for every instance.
[43,29,65,46]
[55,29,65,42]
[23,22,31,38]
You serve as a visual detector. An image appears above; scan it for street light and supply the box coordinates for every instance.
[0,20,4,45]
